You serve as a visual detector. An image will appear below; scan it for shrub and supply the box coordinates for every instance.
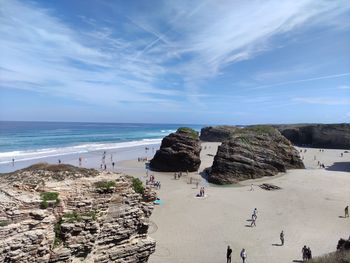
[95,180,116,191]
[0,220,9,227]
[40,191,60,209]
[132,178,144,194]
[63,210,97,223]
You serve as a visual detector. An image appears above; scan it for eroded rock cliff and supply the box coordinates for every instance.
[150,127,201,172]
[274,123,350,149]
[0,163,155,263]
[208,126,304,184]
[200,126,238,142]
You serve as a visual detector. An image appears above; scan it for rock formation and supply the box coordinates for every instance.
[273,123,350,149]
[0,163,155,262]
[200,125,239,142]
[208,126,304,184]
[150,127,201,172]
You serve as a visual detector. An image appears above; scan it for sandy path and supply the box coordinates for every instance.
[118,143,350,263]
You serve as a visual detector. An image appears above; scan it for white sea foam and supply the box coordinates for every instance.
[0,138,162,164]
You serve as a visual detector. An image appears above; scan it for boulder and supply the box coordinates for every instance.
[200,125,238,142]
[273,123,350,149]
[208,126,304,184]
[150,128,201,172]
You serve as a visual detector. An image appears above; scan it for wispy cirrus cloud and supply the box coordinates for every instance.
[1,0,350,111]
[292,97,350,105]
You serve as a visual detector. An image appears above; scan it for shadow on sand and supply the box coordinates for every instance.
[325,162,350,172]
[339,215,346,218]
[245,224,252,228]
[272,243,282,246]
[292,260,304,263]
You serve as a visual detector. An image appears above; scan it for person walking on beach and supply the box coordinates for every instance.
[226,245,232,263]
[307,247,312,260]
[240,248,247,263]
[345,206,349,218]
[302,245,308,261]
[250,184,254,191]
[12,158,15,166]
[250,216,256,227]
[280,231,284,246]
[252,208,258,220]
[112,162,115,169]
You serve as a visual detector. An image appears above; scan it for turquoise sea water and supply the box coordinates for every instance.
[0,121,203,164]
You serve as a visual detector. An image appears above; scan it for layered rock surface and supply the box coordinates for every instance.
[273,123,350,149]
[150,128,201,172]
[209,126,304,184]
[200,125,238,142]
[0,163,155,263]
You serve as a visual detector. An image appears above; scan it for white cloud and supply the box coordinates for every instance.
[1,0,350,107]
[292,97,350,105]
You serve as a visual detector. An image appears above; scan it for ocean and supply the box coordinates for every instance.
[0,121,203,165]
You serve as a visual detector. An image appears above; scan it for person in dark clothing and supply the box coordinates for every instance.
[307,247,312,260]
[112,162,115,169]
[226,246,232,263]
[345,205,349,218]
[280,230,284,246]
[302,245,308,261]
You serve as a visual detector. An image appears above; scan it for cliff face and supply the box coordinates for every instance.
[150,128,201,172]
[209,126,304,184]
[274,123,350,149]
[200,125,238,142]
[0,164,155,263]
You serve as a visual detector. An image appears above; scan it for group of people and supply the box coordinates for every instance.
[174,171,188,179]
[146,174,161,189]
[226,246,247,263]
[302,245,312,261]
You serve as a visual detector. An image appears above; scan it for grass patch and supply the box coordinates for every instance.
[40,191,60,209]
[177,127,199,139]
[236,125,277,135]
[63,210,98,223]
[94,180,116,192]
[0,220,9,227]
[132,178,144,194]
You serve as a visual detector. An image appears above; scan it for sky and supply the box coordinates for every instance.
[0,0,349,125]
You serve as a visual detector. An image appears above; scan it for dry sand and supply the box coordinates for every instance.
[118,143,350,263]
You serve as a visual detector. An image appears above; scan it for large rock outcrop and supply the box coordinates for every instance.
[0,163,155,262]
[150,128,201,172]
[208,126,304,184]
[274,123,350,149]
[200,125,238,142]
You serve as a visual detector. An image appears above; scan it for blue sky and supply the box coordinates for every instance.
[0,0,349,125]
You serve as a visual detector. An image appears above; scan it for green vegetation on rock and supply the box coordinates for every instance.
[54,219,62,247]
[132,177,144,194]
[177,127,199,139]
[40,191,60,209]
[63,210,98,223]
[237,125,277,135]
[0,220,9,227]
[95,180,116,191]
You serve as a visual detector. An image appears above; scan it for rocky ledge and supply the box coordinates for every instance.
[0,163,156,263]
[208,126,304,184]
[150,127,201,172]
[200,125,238,142]
[273,123,350,149]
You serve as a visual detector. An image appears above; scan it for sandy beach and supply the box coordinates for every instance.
[117,142,350,263]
